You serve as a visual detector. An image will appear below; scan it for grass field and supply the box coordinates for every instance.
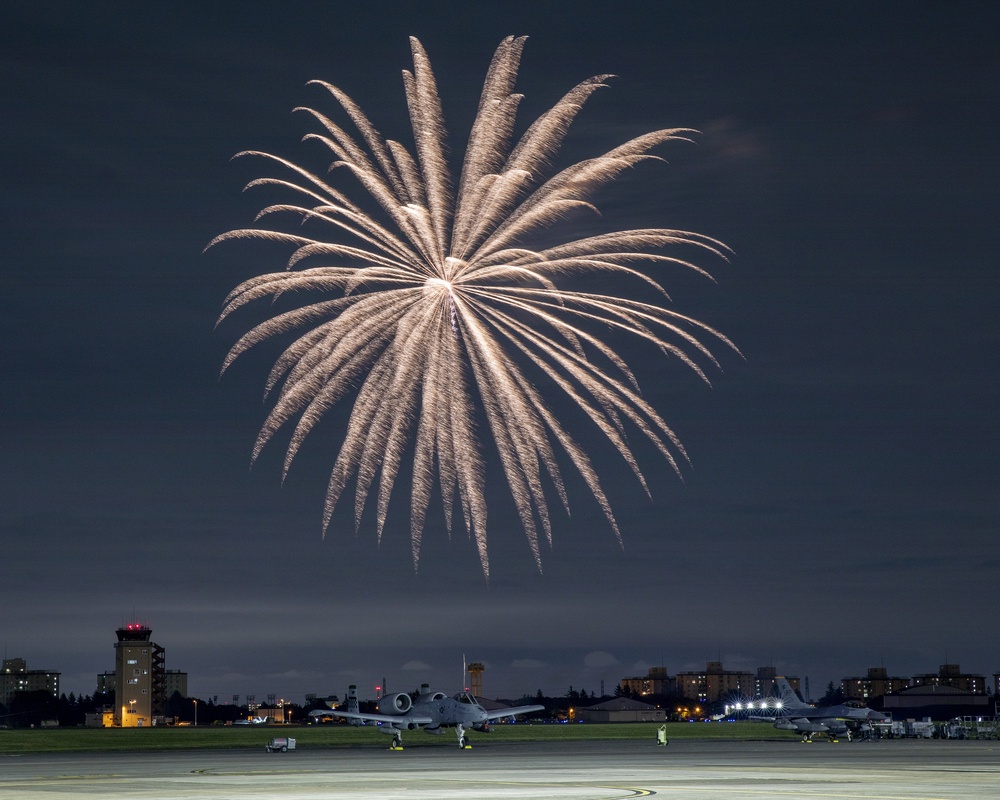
[0,722,788,753]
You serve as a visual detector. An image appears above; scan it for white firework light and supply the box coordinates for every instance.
[211,36,736,579]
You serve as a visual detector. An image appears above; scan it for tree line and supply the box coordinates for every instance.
[0,689,112,728]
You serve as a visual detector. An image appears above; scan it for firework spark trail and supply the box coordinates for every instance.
[210,36,737,579]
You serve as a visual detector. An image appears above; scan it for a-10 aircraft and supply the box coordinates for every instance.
[309,683,544,749]
[759,677,891,741]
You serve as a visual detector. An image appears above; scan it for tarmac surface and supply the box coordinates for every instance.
[1,738,997,799]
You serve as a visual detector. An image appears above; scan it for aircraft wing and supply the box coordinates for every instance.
[484,704,545,721]
[309,708,434,725]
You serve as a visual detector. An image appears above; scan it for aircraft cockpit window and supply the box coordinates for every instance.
[456,692,476,704]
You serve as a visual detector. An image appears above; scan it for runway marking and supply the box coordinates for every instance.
[191,767,656,800]
[4,766,968,800]
[651,787,954,800]
[190,767,324,775]
[0,774,128,783]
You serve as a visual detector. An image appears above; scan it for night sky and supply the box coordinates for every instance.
[3,1,998,704]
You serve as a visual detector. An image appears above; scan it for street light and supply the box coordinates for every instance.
[193,699,198,726]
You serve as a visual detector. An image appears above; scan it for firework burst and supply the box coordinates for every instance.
[210,36,736,579]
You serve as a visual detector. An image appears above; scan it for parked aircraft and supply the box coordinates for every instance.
[759,677,890,741]
[309,683,544,749]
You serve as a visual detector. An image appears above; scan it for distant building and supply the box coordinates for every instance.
[96,670,117,695]
[675,662,755,704]
[163,669,188,700]
[841,666,909,700]
[882,684,989,719]
[755,666,778,698]
[911,664,985,694]
[0,658,60,708]
[98,622,187,727]
[84,709,115,728]
[620,667,672,697]
[577,697,666,723]
[755,666,801,699]
[621,662,792,704]
[257,706,292,724]
[101,668,187,701]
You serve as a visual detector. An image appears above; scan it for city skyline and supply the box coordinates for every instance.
[5,622,997,705]
[2,2,997,704]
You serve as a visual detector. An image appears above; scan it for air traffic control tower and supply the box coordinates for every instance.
[468,662,484,698]
[112,623,165,727]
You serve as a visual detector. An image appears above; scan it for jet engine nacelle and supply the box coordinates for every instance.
[418,684,448,701]
[377,692,413,715]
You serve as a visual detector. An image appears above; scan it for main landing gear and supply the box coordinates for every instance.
[800,732,847,743]
[388,725,473,750]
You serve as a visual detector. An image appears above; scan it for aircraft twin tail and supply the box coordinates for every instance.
[762,677,891,742]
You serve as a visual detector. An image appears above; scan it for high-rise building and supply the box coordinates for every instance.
[1,658,60,708]
[753,666,802,698]
[840,666,909,700]
[163,669,188,701]
[911,664,985,694]
[675,662,755,704]
[620,667,673,697]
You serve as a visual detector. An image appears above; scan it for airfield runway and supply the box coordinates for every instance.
[1,739,997,799]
